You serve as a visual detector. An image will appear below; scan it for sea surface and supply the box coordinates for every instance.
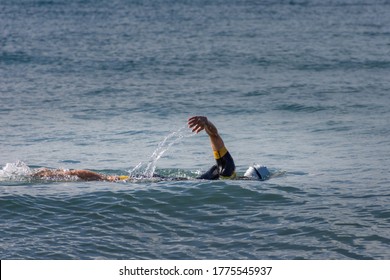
[1,0,390,259]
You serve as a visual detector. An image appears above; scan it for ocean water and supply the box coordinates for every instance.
[1,0,389,259]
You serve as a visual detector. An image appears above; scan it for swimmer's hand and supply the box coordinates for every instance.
[188,116,219,137]
[105,175,129,182]
[188,116,208,133]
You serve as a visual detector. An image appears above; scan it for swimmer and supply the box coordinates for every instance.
[31,116,236,182]
[188,116,236,180]
[30,116,268,181]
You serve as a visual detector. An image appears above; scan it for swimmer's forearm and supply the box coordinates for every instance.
[204,118,219,137]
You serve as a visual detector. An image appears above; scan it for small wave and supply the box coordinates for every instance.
[275,103,330,113]
[0,51,32,65]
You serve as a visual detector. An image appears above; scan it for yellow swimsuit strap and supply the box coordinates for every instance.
[213,146,228,159]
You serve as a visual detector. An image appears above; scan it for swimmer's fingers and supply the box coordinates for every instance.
[188,116,207,124]
[188,116,207,133]
[187,116,199,127]
[106,175,119,182]
[193,124,205,133]
[188,121,205,133]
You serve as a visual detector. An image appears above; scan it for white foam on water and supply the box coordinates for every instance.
[0,160,32,181]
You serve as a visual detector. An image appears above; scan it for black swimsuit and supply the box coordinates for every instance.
[198,146,236,180]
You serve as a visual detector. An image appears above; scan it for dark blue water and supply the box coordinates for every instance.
[1,0,389,259]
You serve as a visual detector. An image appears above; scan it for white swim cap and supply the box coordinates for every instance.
[244,164,270,180]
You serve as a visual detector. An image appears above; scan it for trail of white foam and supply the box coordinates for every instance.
[129,126,194,178]
[0,161,32,181]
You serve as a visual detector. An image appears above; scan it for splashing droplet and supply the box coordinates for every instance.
[129,126,194,178]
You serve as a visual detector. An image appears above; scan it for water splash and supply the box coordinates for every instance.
[0,161,32,181]
[129,126,194,178]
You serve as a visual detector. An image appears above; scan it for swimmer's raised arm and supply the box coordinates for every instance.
[188,116,236,180]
